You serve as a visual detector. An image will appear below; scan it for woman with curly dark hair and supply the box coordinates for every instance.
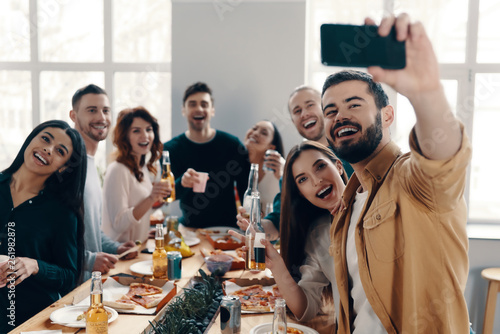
[102,107,171,242]
[0,120,86,332]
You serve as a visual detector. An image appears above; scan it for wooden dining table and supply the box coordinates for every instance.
[11,227,335,334]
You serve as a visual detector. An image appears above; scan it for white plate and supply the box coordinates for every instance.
[130,260,153,276]
[199,226,241,235]
[250,322,319,334]
[184,236,200,246]
[50,305,118,328]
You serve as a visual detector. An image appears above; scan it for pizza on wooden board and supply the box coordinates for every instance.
[231,284,281,312]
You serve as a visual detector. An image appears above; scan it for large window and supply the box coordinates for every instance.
[1,0,498,223]
[0,0,171,171]
[307,0,500,223]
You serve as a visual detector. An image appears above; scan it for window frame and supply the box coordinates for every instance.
[0,0,171,166]
[306,0,500,225]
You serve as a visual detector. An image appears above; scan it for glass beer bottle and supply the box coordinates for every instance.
[272,298,287,334]
[166,216,182,239]
[153,224,168,279]
[245,192,265,270]
[86,271,108,334]
[162,151,176,203]
[242,163,259,218]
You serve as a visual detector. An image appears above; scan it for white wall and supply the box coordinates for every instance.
[170,0,305,154]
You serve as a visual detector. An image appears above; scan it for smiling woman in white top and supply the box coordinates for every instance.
[243,120,285,210]
[102,107,171,243]
[261,141,347,323]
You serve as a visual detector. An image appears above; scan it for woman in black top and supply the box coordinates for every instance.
[0,120,86,332]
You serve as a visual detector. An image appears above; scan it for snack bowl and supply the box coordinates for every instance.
[204,254,233,276]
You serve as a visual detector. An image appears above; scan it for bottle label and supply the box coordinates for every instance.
[254,247,265,265]
[254,233,265,248]
[86,320,108,334]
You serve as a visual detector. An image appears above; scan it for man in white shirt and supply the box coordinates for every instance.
[70,84,138,281]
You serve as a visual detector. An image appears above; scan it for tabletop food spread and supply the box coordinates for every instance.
[11,225,335,334]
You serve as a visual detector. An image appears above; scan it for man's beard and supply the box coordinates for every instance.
[327,111,383,164]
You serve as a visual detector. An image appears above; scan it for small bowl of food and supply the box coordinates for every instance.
[204,254,233,276]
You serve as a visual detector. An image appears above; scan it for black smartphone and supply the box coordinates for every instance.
[320,24,406,69]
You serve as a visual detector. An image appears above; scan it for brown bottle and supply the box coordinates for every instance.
[86,271,108,334]
[162,151,176,203]
[153,224,168,279]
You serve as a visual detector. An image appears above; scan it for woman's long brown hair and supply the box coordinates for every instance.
[279,141,348,281]
[112,107,162,182]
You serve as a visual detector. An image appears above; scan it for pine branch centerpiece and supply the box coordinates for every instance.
[146,270,224,334]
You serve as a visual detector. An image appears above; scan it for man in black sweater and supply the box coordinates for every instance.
[163,82,249,228]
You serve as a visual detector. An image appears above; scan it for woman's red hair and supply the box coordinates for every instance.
[112,107,162,182]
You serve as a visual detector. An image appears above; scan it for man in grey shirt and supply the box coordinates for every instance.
[70,84,138,282]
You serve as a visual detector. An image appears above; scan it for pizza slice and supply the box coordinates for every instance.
[127,283,163,296]
[128,294,164,309]
[103,299,136,310]
[115,294,139,306]
[232,284,267,297]
[110,282,164,309]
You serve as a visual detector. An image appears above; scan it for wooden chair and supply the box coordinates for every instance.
[481,268,500,334]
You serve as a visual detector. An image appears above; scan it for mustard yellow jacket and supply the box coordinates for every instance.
[330,125,471,334]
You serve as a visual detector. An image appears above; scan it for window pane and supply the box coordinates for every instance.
[469,74,500,220]
[395,80,458,153]
[0,71,32,170]
[0,1,30,61]
[477,0,500,63]
[310,0,384,65]
[114,72,171,142]
[38,0,104,62]
[395,0,468,63]
[39,71,105,123]
[113,0,171,62]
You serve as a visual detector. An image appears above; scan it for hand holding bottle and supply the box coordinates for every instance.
[149,181,172,203]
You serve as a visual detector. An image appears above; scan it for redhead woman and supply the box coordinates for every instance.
[102,107,171,243]
[231,141,347,324]
[0,120,86,332]
[243,120,285,209]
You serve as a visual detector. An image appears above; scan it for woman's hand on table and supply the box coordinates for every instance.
[0,257,39,287]
[117,240,139,260]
